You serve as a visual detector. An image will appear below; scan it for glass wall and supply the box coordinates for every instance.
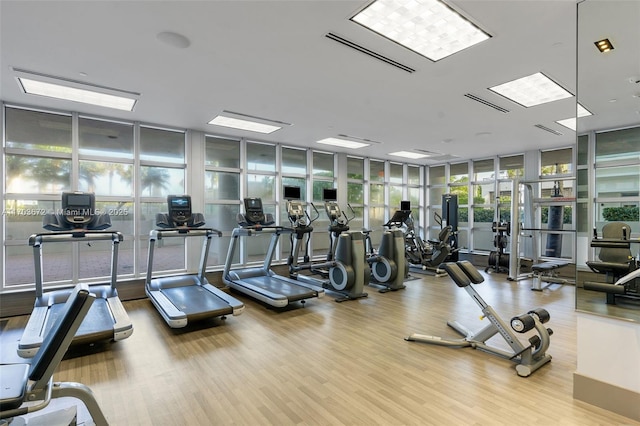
[205,135,241,267]
[369,159,386,247]
[594,127,640,233]
[2,103,588,293]
[310,151,335,257]
[471,159,495,252]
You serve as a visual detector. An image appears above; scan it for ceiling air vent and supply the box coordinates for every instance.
[464,94,510,113]
[325,33,415,73]
[534,124,563,136]
[337,133,383,144]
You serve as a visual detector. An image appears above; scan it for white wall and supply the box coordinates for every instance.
[576,312,640,392]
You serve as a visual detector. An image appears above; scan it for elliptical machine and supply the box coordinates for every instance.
[363,220,407,293]
[399,201,453,276]
[287,186,368,302]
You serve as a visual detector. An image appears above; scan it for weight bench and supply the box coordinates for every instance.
[0,285,109,425]
[531,261,569,291]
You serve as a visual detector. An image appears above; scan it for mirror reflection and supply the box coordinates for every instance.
[576,0,640,322]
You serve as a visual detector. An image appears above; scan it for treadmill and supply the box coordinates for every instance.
[223,198,324,308]
[18,192,133,357]
[145,195,245,328]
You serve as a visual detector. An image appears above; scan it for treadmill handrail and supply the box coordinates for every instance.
[150,227,222,241]
[233,225,293,236]
[29,230,123,246]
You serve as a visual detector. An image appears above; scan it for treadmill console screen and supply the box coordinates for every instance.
[62,192,95,225]
[244,198,265,224]
[168,195,192,226]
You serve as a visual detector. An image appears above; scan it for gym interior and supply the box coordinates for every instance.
[1,1,639,425]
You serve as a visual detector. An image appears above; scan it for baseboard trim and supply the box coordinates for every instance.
[574,373,640,421]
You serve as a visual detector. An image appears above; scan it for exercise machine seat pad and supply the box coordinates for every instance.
[457,260,485,284]
[440,263,470,288]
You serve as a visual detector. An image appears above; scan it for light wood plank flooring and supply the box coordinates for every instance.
[1,269,638,425]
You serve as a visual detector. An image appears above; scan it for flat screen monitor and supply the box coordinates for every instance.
[400,200,411,211]
[323,188,337,201]
[284,186,301,200]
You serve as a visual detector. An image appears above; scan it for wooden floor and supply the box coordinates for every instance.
[2,269,638,425]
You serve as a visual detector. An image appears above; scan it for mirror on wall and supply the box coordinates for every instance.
[575,0,640,322]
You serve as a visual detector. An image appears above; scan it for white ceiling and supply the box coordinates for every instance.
[0,1,637,164]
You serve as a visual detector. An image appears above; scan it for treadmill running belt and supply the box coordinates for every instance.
[240,276,317,302]
[161,286,233,317]
[44,298,113,344]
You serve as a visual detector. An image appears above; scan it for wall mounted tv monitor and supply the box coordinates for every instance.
[400,201,411,211]
[283,185,301,200]
[322,188,337,201]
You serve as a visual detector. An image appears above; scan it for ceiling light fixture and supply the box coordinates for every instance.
[594,38,614,53]
[208,110,291,134]
[316,137,370,149]
[388,151,429,159]
[208,116,281,134]
[351,0,490,62]
[14,68,139,111]
[555,103,593,131]
[489,72,573,107]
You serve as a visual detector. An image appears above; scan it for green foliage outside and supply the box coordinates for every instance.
[602,206,640,222]
[541,206,573,224]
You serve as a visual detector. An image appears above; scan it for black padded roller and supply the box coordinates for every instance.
[528,308,551,324]
[510,314,535,333]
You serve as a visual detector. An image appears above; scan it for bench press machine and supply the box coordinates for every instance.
[406,261,553,377]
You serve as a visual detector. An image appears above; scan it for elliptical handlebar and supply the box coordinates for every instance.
[344,203,356,224]
[309,202,321,224]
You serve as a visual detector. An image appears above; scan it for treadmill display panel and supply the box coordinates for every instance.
[244,198,265,224]
[168,195,192,225]
[62,192,95,225]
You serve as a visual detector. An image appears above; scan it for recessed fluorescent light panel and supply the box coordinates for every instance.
[16,77,137,111]
[389,151,429,159]
[555,103,593,131]
[489,72,573,108]
[317,137,370,149]
[208,116,281,134]
[351,0,491,61]
[594,38,614,53]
